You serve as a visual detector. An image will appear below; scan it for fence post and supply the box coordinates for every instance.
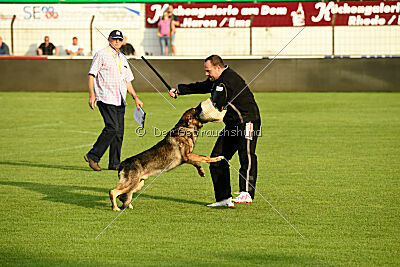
[331,14,336,57]
[90,15,95,55]
[11,15,16,55]
[249,15,254,56]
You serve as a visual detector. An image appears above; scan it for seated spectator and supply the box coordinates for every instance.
[0,36,10,55]
[36,36,58,56]
[65,37,84,56]
[120,36,136,56]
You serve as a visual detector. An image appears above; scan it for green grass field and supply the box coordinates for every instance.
[0,92,399,265]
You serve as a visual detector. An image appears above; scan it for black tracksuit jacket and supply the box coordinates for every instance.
[177,66,260,126]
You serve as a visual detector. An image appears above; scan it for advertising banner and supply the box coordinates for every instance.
[0,0,319,2]
[0,3,142,28]
[146,1,400,28]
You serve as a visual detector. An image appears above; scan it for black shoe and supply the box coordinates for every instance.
[84,154,101,171]
[108,165,120,171]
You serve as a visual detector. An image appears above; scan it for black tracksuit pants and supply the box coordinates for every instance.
[209,120,260,202]
[87,101,125,169]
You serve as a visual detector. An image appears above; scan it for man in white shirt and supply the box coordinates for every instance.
[65,37,84,56]
[84,30,143,171]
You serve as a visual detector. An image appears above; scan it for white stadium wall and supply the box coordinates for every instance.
[0,2,399,57]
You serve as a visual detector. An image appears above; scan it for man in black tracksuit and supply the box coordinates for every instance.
[169,55,261,207]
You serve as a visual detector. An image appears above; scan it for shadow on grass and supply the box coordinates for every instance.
[0,249,103,266]
[219,251,313,265]
[0,160,91,172]
[0,181,208,209]
[0,249,314,265]
[0,180,107,209]
[139,194,208,206]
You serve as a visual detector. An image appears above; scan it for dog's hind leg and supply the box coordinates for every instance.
[117,193,127,203]
[121,190,134,210]
[109,184,132,211]
[122,180,145,209]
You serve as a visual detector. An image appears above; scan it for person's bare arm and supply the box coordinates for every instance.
[171,23,175,33]
[54,47,59,56]
[157,25,161,37]
[88,75,96,110]
[126,82,143,110]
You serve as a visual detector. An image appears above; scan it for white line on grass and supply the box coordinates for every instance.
[224,158,305,239]
[1,122,63,131]
[62,129,99,136]
[225,27,306,109]
[95,27,176,110]
[95,158,176,239]
[1,143,93,157]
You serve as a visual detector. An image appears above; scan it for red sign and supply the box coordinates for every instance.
[146,1,400,28]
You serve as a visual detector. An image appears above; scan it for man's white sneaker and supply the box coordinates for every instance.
[232,192,252,204]
[207,197,234,207]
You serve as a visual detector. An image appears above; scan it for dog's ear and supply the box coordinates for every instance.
[180,112,191,127]
[188,108,203,128]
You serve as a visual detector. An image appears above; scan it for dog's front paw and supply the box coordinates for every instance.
[112,206,121,211]
[210,156,224,162]
[197,167,205,177]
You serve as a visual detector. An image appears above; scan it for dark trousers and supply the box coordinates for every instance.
[209,120,260,201]
[87,101,125,168]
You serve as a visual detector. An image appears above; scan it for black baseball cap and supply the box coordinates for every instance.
[109,30,124,40]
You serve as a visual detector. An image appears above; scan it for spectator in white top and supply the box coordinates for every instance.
[65,37,84,56]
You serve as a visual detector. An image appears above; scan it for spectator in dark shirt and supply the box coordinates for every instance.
[120,36,136,56]
[0,36,10,55]
[36,36,58,56]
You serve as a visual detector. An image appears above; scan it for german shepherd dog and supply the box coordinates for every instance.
[109,107,223,211]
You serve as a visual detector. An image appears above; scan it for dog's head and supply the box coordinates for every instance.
[177,107,204,129]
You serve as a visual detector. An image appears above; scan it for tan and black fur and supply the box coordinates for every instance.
[109,108,223,211]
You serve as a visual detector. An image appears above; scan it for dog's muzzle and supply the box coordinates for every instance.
[198,98,227,123]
